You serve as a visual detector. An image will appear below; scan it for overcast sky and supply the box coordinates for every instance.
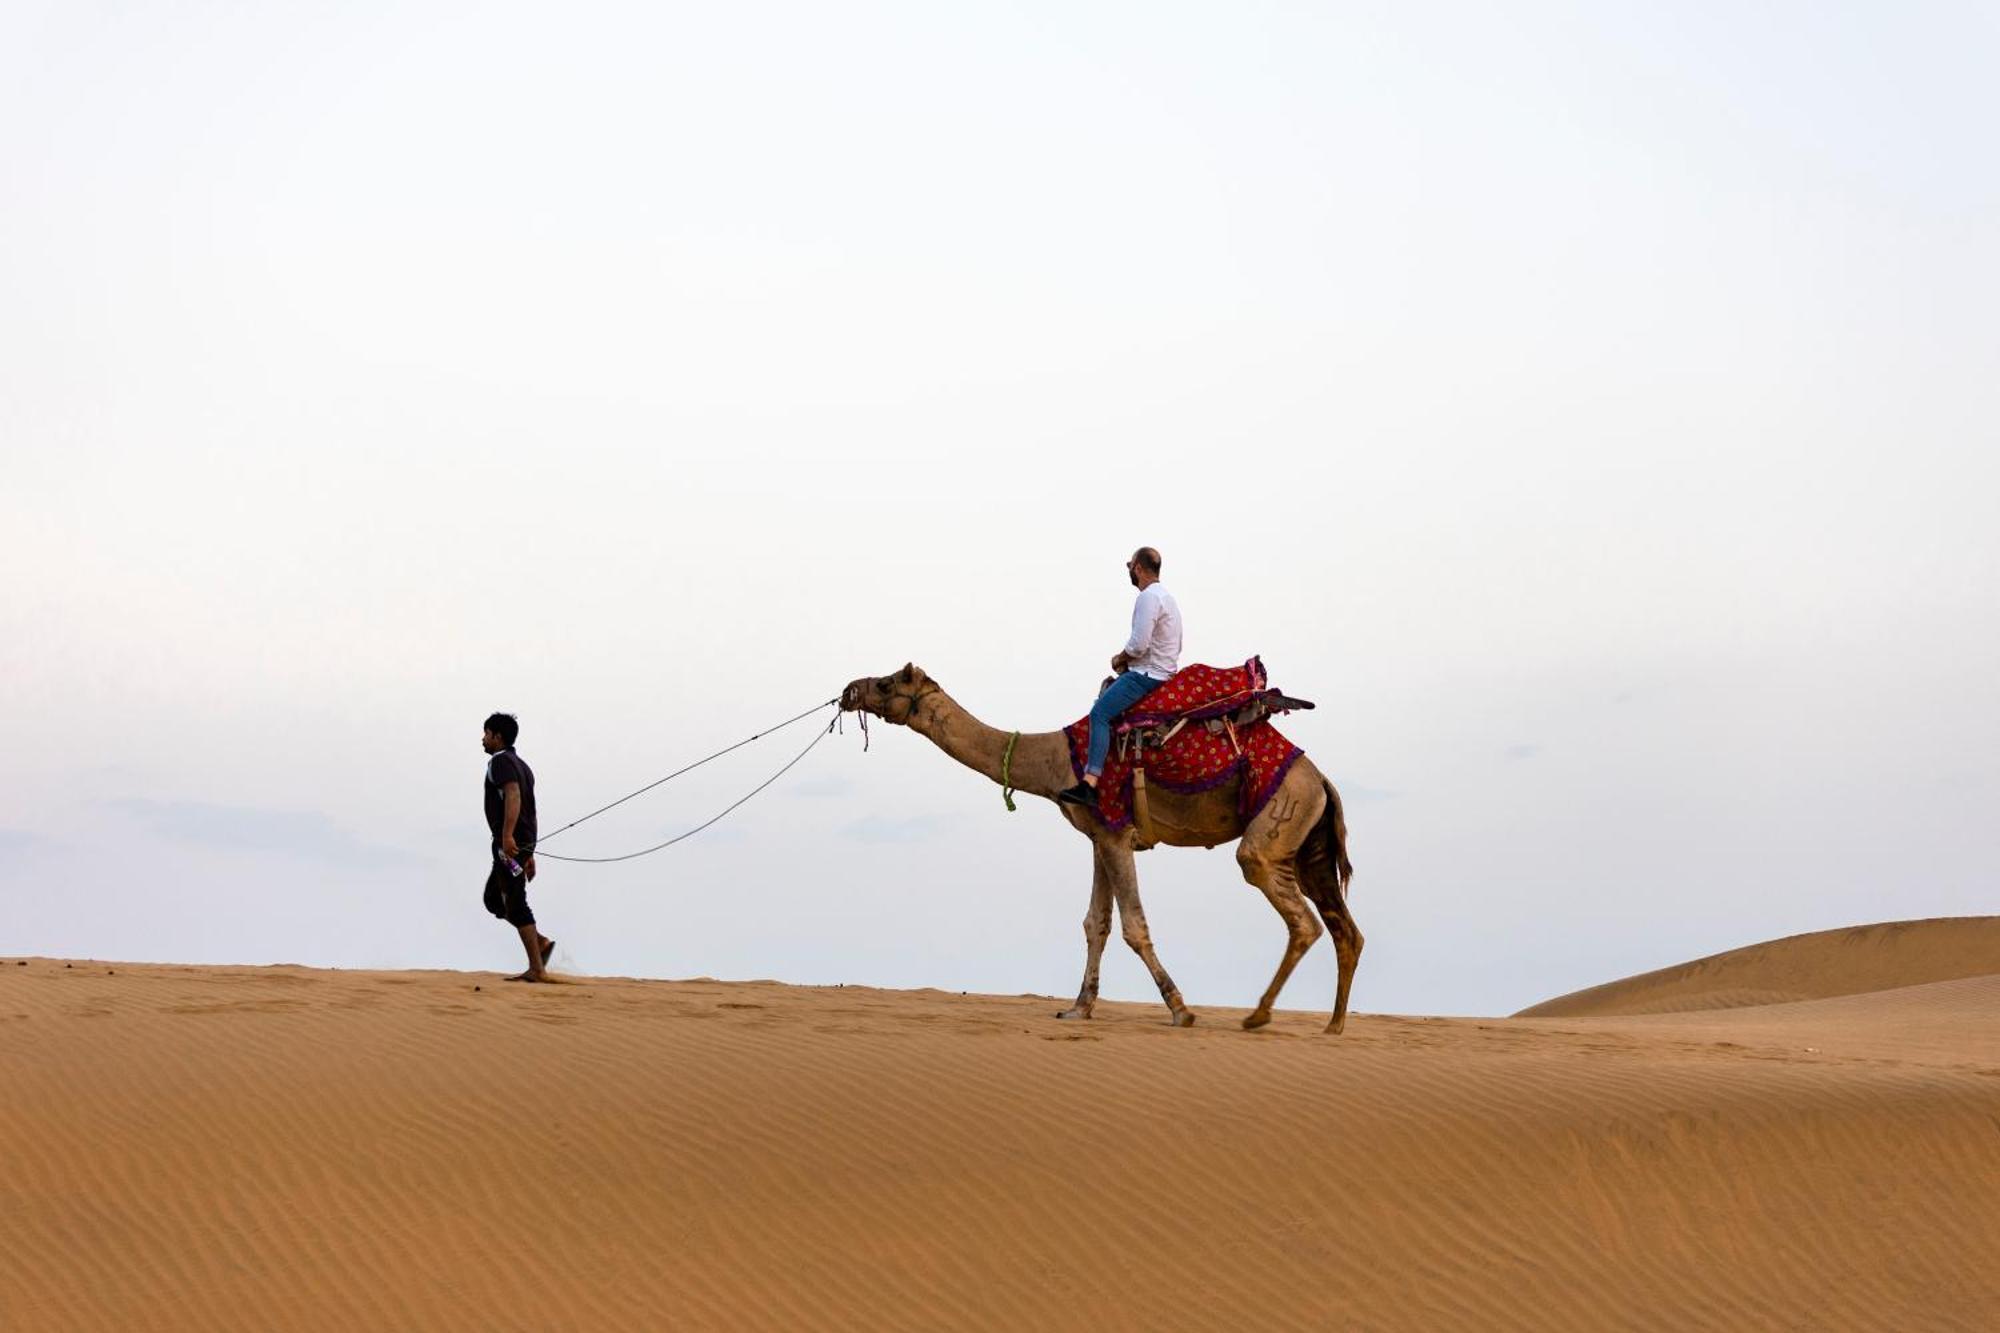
[4,1,1995,1017]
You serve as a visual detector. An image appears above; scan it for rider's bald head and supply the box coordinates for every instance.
[1132,546,1162,576]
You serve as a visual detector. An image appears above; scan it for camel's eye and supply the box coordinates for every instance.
[876,677,891,689]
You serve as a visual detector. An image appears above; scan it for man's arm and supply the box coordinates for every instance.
[500,782,522,859]
[1116,589,1157,669]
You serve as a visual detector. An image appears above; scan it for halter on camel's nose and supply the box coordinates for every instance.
[839,680,868,712]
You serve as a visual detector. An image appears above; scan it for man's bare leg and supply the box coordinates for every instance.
[511,923,550,981]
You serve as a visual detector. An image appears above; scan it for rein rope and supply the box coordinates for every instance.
[1001,730,1019,812]
[534,698,841,863]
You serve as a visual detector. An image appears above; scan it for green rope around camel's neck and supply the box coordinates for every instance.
[1001,731,1019,812]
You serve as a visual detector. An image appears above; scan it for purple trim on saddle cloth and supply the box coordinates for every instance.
[1247,745,1306,820]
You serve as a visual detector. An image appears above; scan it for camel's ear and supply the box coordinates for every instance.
[897,663,917,684]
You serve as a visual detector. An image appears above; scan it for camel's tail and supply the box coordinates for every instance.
[1298,779,1353,913]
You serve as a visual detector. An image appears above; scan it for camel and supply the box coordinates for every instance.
[841,665,1360,1032]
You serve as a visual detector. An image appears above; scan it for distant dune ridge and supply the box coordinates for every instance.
[2,916,1996,1331]
[1515,915,2000,1017]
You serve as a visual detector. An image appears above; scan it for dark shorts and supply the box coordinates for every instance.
[483,849,535,928]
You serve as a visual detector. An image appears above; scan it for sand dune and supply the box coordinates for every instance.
[2,928,1996,1331]
[1516,915,2000,1017]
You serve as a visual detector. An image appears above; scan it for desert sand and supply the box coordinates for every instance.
[3,917,1996,1332]
[1517,916,2000,1017]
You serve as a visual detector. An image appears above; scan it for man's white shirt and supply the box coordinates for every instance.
[1123,583,1183,681]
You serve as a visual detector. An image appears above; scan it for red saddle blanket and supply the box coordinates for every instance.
[1063,659,1304,832]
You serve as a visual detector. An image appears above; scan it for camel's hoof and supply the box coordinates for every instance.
[1055,1007,1094,1021]
[1241,1011,1273,1031]
[1324,1018,1347,1035]
[1167,1010,1196,1028]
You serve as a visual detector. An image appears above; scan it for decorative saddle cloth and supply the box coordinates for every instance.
[1063,657,1310,834]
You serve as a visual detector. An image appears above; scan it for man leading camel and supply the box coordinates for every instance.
[480,711,555,981]
[1059,546,1182,809]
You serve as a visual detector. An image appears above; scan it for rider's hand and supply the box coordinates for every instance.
[523,855,537,882]
[501,835,519,859]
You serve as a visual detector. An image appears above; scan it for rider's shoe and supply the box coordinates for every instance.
[1056,782,1099,808]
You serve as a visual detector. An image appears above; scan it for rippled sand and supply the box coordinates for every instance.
[3,917,1995,1331]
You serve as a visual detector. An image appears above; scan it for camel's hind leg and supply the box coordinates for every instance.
[1102,839,1195,1027]
[1236,781,1328,1031]
[1056,848,1113,1020]
[1312,890,1365,1035]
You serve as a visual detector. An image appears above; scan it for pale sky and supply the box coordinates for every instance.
[4,2,1996,1016]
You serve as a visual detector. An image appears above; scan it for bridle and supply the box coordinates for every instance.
[842,677,926,726]
[884,686,924,724]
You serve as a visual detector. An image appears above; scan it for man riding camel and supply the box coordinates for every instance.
[1058,546,1182,809]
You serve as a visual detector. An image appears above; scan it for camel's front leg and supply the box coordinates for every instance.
[1104,843,1196,1028]
[1056,849,1113,1020]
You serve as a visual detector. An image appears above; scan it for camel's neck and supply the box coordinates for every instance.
[907,690,1074,798]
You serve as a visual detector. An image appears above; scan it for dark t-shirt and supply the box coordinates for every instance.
[483,748,538,847]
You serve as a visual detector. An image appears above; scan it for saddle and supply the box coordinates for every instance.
[1113,689,1315,757]
[1104,659,1314,848]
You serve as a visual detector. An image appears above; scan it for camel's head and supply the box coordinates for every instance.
[841,663,937,726]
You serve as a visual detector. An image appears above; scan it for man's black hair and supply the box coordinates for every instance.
[1133,546,1162,575]
[484,712,520,746]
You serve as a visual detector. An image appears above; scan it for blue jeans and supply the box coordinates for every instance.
[1087,671,1164,776]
